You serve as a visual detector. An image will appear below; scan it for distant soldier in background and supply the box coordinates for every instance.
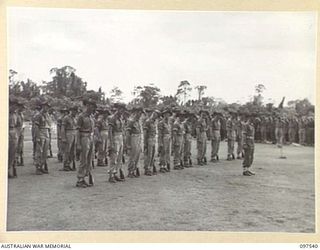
[31,105,42,161]
[275,113,287,159]
[182,111,193,168]
[288,115,298,144]
[15,100,25,166]
[306,116,314,146]
[236,112,245,160]
[242,112,256,176]
[210,111,222,162]
[158,109,172,173]
[260,114,267,143]
[47,108,54,158]
[275,114,285,147]
[61,105,78,171]
[298,116,307,146]
[8,97,19,178]
[169,111,177,156]
[126,107,144,178]
[226,111,237,161]
[96,107,110,167]
[121,109,131,163]
[33,99,52,175]
[57,107,69,162]
[196,110,208,165]
[108,103,126,183]
[76,98,96,188]
[172,111,184,170]
[143,110,159,176]
[266,115,274,143]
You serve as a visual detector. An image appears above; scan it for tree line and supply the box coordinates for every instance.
[9,66,314,118]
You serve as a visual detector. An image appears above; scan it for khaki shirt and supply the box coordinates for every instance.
[143,118,157,138]
[77,112,94,133]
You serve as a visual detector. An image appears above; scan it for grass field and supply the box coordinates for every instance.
[7,135,315,232]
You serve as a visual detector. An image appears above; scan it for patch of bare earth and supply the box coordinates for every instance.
[7,139,315,232]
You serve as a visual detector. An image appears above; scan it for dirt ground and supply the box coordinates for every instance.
[7,135,315,232]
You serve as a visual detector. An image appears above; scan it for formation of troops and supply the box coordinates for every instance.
[8,95,315,187]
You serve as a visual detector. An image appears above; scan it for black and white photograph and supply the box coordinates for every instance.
[6,7,316,232]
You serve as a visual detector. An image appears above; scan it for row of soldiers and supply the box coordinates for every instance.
[8,96,313,185]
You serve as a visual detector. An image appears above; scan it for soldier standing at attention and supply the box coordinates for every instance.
[298,116,307,146]
[196,110,208,166]
[242,112,256,176]
[260,114,267,143]
[76,98,96,188]
[96,107,110,167]
[226,111,237,161]
[31,105,41,161]
[158,109,172,173]
[236,112,245,160]
[108,103,126,183]
[57,107,69,163]
[182,111,193,168]
[288,115,298,144]
[275,114,285,147]
[8,97,19,178]
[210,111,222,162]
[47,108,54,158]
[126,107,143,178]
[169,111,177,156]
[143,110,159,176]
[15,100,25,166]
[33,98,52,175]
[61,105,78,171]
[172,111,184,170]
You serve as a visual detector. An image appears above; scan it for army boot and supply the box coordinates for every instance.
[166,163,171,172]
[135,168,140,177]
[72,160,76,171]
[114,174,124,182]
[42,162,49,174]
[119,169,125,181]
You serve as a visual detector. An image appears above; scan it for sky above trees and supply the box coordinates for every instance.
[7,8,316,104]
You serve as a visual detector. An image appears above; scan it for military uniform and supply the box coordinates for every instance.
[168,114,176,156]
[57,110,68,162]
[47,112,54,158]
[61,109,78,171]
[108,112,125,182]
[226,116,237,160]
[210,114,221,162]
[8,105,18,178]
[275,116,285,147]
[96,113,109,166]
[182,116,192,167]
[236,117,245,159]
[196,115,207,165]
[143,116,157,175]
[266,116,274,142]
[158,113,171,172]
[288,117,298,144]
[16,110,24,166]
[242,117,255,176]
[31,109,40,160]
[126,116,142,177]
[76,110,95,187]
[172,117,184,169]
[33,104,52,174]
[260,116,267,143]
[298,117,307,145]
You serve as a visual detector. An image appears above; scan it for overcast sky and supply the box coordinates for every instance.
[7,8,316,104]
